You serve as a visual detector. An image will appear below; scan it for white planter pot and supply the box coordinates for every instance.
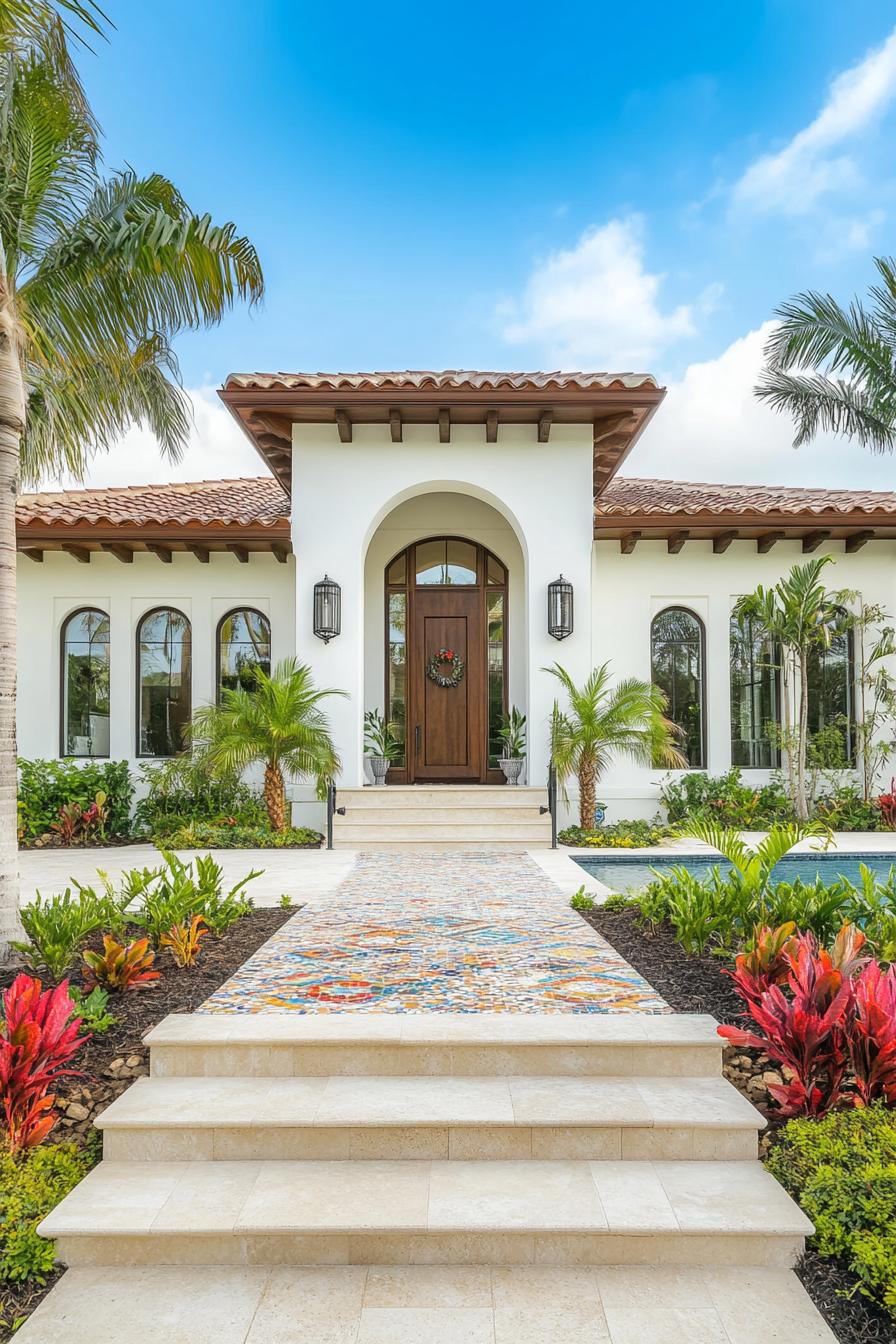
[499,757,525,785]
[368,756,390,786]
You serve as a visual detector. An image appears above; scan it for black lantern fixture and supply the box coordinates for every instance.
[313,575,341,643]
[547,574,573,640]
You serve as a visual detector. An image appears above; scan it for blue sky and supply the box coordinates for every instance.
[72,1,896,490]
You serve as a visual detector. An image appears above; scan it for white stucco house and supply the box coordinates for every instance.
[14,370,896,836]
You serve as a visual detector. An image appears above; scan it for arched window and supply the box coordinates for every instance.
[807,609,856,765]
[137,608,191,757]
[730,612,780,769]
[61,608,110,757]
[651,606,706,768]
[217,608,271,697]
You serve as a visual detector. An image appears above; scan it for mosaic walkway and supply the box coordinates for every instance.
[202,851,668,1014]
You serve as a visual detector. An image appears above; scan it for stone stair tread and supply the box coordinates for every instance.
[11,1264,838,1344]
[40,1158,812,1239]
[96,1073,762,1131]
[146,1011,720,1047]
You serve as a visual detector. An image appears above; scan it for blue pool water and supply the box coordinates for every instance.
[574,850,896,893]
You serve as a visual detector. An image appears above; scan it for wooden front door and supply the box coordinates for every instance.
[411,589,483,781]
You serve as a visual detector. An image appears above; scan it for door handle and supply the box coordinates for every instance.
[415,724,421,757]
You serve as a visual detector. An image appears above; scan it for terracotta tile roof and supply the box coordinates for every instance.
[596,477,896,518]
[16,477,289,529]
[224,369,660,392]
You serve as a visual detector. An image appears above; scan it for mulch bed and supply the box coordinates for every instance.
[0,906,294,1340]
[582,903,894,1344]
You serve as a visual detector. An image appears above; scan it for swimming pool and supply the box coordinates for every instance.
[574,850,896,893]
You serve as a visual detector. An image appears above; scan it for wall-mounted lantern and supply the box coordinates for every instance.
[547,575,573,640]
[313,575,341,643]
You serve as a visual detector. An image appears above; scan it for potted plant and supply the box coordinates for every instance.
[497,707,527,785]
[364,709,401,785]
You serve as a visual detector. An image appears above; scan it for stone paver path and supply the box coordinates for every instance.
[202,851,668,1014]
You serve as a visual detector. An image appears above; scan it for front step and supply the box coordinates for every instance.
[332,785,553,849]
[145,1014,723,1079]
[42,1158,811,1268]
[96,1074,762,1161]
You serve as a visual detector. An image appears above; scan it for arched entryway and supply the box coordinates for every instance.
[385,536,507,783]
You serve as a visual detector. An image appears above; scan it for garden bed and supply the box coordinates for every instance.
[0,904,295,1338]
[581,903,894,1344]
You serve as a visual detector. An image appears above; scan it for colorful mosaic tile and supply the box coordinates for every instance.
[202,852,668,1014]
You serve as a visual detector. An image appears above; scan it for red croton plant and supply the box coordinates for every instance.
[720,924,896,1117]
[0,975,88,1152]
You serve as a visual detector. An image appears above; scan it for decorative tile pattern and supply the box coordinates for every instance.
[202,852,667,1015]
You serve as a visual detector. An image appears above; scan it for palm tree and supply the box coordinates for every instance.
[0,8,263,949]
[546,662,686,830]
[189,660,345,832]
[757,257,896,452]
[680,818,829,905]
[733,558,845,820]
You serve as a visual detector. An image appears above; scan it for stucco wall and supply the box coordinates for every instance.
[592,538,896,820]
[16,550,295,783]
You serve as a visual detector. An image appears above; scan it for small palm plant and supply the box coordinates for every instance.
[680,817,831,908]
[497,707,527,785]
[546,662,685,829]
[190,660,344,831]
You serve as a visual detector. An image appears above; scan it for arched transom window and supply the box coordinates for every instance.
[137,607,192,758]
[651,606,706,768]
[61,608,110,757]
[217,608,271,697]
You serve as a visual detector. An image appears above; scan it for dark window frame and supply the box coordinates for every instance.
[59,606,111,758]
[729,611,782,770]
[135,605,192,759]
[215,606,272,701]
[650,605,707,770]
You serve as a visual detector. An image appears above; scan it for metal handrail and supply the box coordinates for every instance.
[326,782,345,850]
[540,761,558,849]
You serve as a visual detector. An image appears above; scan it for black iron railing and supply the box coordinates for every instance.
[540,762,558,849]
[326,782,345,850]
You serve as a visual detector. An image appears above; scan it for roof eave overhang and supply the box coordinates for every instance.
[594,508,896,543]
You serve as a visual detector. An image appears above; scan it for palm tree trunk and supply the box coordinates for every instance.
[0,300,24,955]
[263,760,287,831]
[579,754,596,830]
[796,651,809,820]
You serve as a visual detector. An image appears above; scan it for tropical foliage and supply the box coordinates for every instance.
[0,1139,94,1282]
[0,975,87,1151]
[17,759,133,844]
[190,659,343,831]
[758,257,896,457]
[546,662,685,829]
[0,2,263,949]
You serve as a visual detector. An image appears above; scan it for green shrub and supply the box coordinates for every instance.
[762,876,856,946]
[68,986,117,1034]
[12,888,109,980]
[162,822,322,849]
[128,851,260,944]
[0,1141,95,1283]
[660,768,792,828]
[132,758,266,837]
[559,818,671,848]
[17,759,133,842]
[816,783,884,832]
[767,1107,896,1320]
[569,886,595,911]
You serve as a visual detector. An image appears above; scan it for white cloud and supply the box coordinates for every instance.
[47,385,265,490]
[733,27,896,215]
[501,215,710,366]
[626,322,896,488]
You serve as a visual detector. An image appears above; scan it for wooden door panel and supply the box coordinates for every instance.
[411,590,483,781]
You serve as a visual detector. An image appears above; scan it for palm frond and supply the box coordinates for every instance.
[756,368,896,453]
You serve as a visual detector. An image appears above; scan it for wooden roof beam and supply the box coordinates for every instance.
[845,530,873,553]
[185,543,210,563]
[802,530,831,553]
[335,409,352,443]
[667,532,689,554]
[757,531,785,553]
[227,544,249,563]
[19,548,43,562]
[537,410,552,443]
[145,543,173,564]
[271,544,289,564]
[486,409,498,443]
[62,544,91,564]
[100,543,133,564]
[620,531,641,554]
[438,408,450,443]
[389,408,402,442]
[712,531,737,554]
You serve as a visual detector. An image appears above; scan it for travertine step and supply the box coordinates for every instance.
[334,808,549,825]
[332,785,552,848]
[334,823,552,841]
[336,839,554,851]
[96,1074,761,1161]
[41,1158,812,1268]
[339,786,547,808]
[146,1013,724,1079]
[12,1263,839,1344]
